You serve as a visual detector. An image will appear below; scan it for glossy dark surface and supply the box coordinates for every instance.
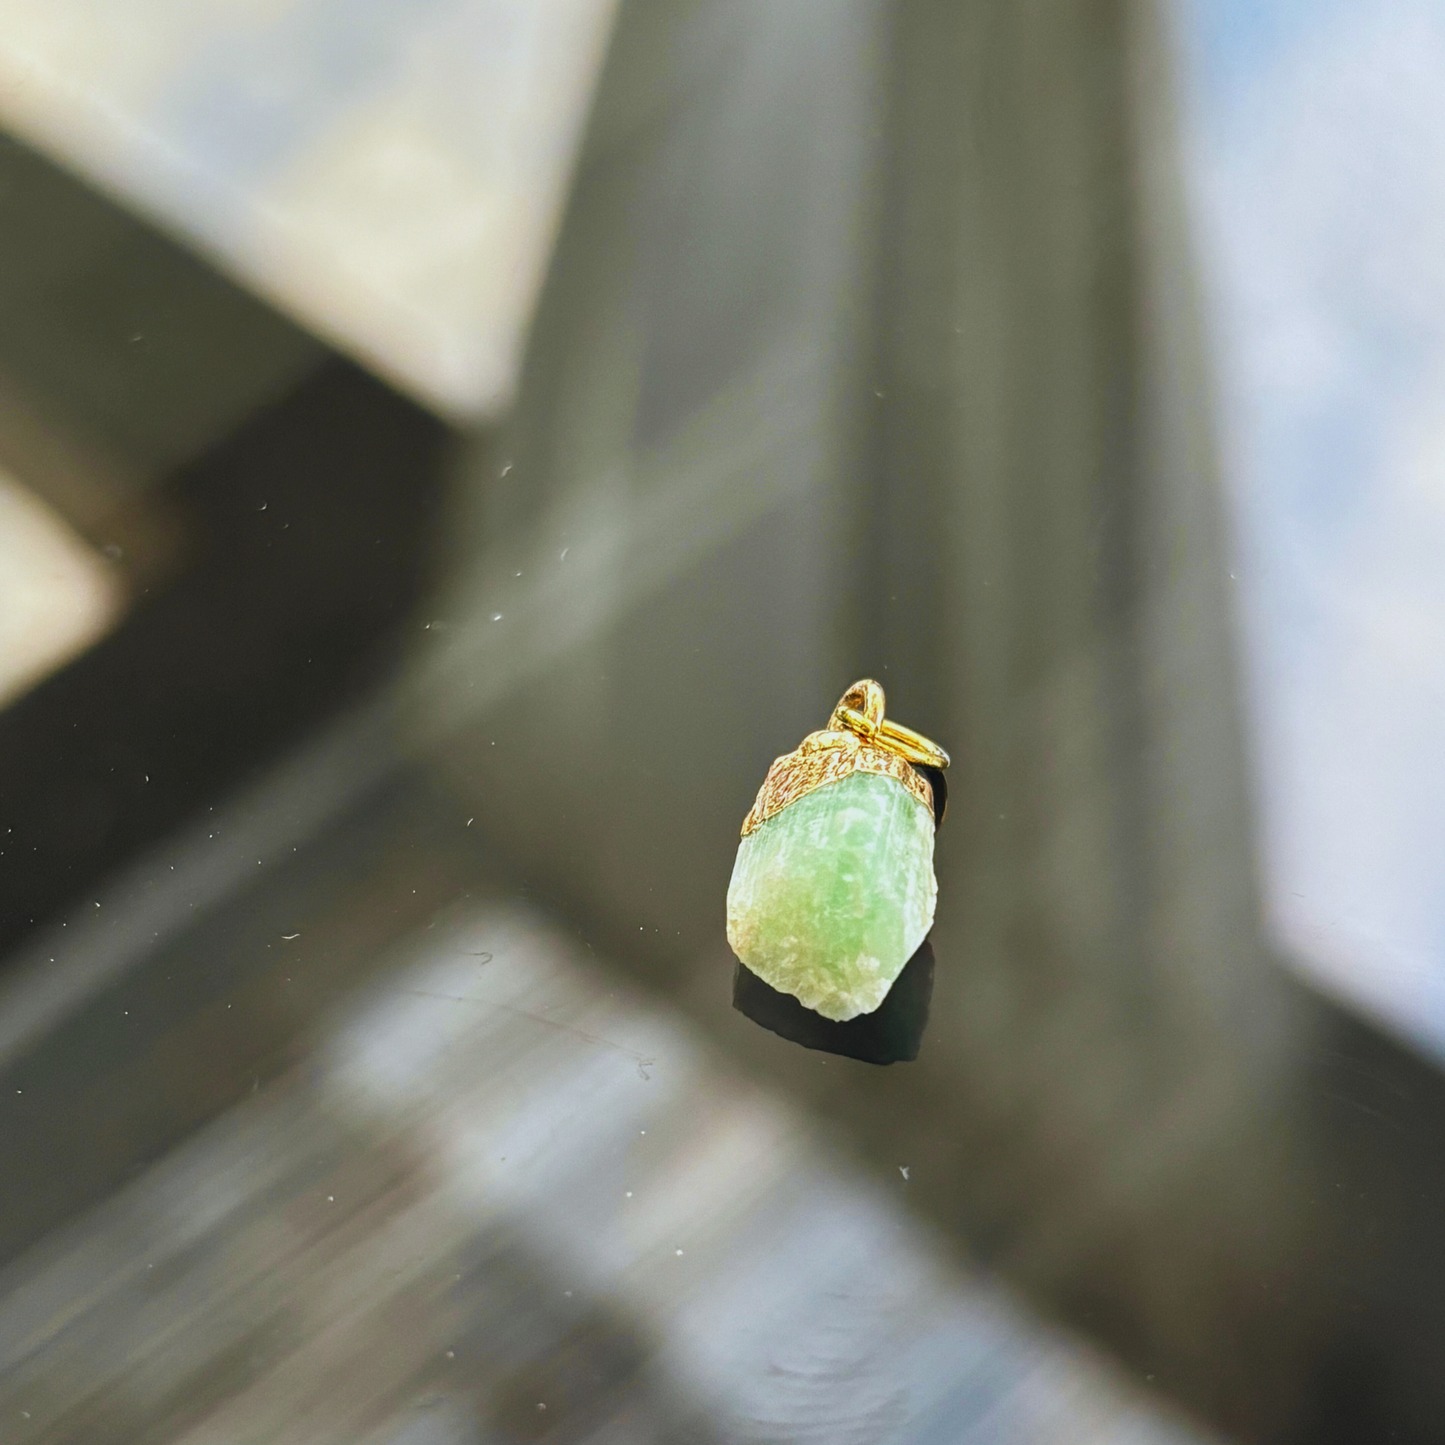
[1,3,1444,1443]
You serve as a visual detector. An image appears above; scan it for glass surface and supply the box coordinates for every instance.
[0,3,1442,1444]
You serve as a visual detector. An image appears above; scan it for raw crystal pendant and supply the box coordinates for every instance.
[726,681,948,1023]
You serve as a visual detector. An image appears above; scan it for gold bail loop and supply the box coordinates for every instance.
[828,678,950,771]
[828,679,885,736]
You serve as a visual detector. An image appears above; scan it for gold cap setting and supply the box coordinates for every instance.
[740,680,949,838]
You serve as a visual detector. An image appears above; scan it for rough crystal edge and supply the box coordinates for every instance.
[784,950,894,1021]
[740,731,933,836]
[732,938,935,1062]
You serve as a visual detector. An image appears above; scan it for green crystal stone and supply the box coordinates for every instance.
[726,769,936,1021]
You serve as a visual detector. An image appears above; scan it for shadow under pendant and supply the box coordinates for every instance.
[727,680,949,1027]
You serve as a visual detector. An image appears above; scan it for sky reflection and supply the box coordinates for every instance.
[1176,0,1445,1050]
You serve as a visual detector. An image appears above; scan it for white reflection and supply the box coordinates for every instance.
[1180,0,1445,1050]
[0,471,121,709]
[0,0,619,418]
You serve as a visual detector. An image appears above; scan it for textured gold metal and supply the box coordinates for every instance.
[739,729,934,837]
[739,679,947,838]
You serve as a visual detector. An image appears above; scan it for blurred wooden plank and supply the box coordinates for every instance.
[0,894,1216,1444]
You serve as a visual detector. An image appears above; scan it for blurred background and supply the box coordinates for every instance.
[0,0,1442,1441]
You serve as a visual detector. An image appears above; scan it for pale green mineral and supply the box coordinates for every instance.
[726,770,936,1021]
